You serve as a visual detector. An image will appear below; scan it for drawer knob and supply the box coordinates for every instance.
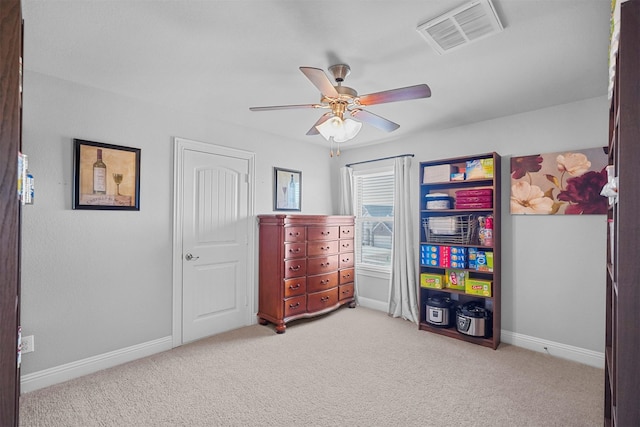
[321,231,331,235]
[321,296,330,302]
[289,302,300,308]
[321,262,330,267]
[289,283,301,289]
[343,273,351,279]
[342,258,350,263]
[289,248,301,253]
[342,229,351,234]
[289,265,301,271]
[321,279,329,284]
[289,232,300,237]
[342,243,350,248]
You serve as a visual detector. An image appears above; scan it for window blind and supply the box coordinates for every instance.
[353,169,394,268]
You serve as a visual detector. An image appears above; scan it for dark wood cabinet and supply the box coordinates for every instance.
[604,1,640,425]
[257,215,355,333]
[0,0,22,424]
[418,153,501,349]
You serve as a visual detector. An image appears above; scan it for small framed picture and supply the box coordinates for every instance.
[73,139,141,210]
[273,167,301,211]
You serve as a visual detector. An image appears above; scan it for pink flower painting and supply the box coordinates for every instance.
[510,148,608,215]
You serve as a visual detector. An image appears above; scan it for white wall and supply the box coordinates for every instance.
[20,70,335,375]
[333,96,608,355]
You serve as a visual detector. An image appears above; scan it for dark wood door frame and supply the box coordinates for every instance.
[0,0,22,424]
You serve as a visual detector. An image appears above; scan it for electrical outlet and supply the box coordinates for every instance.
[22,335,34,354]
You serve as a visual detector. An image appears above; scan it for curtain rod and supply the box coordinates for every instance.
[345,153,414,168]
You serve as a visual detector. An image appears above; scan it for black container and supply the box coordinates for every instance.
[456,302,492,337]
[425,297,453,327]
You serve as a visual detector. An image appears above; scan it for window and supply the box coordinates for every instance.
[353,167,394,270]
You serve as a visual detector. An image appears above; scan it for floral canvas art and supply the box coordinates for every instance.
[510,147,608,215]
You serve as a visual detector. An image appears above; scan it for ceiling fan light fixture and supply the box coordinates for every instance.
[316,117,362,142]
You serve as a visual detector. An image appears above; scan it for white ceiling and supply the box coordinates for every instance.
[21,0,611,148]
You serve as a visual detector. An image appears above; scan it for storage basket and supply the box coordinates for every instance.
[422,215,478,245]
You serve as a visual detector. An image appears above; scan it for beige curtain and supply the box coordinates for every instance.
[339,166,354,215]
[339,166,358,304]
[388,157,419,323]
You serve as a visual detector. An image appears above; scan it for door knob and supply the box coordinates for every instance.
[185,253,199,261]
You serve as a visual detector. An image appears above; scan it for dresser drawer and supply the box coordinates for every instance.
[307,272,338,293]
[284,277,306,298]
[339,283,354,301]
[307,226,339,241]
[340,226,354,240]
[307,254,339,275]
[284,227,306,242]
[339,239,354,253]
[284,295,306,318]
[307,288,338,313]
[307,240,338,257]
[339,253,354,269]
[284,259,307,278]
[339,268,354,285]
[284,242,306,259]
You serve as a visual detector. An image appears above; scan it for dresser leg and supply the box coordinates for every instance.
[349,301,356,308]
[275,323,286,334]
[258,317,268,325]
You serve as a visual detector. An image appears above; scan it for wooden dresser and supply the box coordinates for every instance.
[257,215,356,333]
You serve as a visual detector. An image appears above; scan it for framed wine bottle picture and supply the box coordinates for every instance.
[273,167,301,211]
[73,139,141,210]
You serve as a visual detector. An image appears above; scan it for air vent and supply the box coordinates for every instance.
[417,0,504,55]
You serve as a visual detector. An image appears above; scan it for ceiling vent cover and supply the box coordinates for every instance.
[417,0,504,55]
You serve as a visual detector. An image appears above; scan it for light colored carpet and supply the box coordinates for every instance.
[19,306,603,426]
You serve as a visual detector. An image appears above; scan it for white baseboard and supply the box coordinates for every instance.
[501,330,604,369]
[20,336,173,393]
[355,296,388,312]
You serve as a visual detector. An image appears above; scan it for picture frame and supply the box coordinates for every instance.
[273,167,301,211]
[510,147,608,215]
[73,139,141,210]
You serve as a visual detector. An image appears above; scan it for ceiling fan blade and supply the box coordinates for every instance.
[306,112,332,135]
[358,84,431,106]
[350,109,400,132]
[249,104,320,111]
[299,67,339,98]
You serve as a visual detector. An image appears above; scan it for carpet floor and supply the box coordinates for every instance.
[19,306,603,426]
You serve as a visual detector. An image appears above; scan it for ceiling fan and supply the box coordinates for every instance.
[249,64,431,144]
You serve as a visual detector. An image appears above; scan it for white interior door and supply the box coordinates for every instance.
[173,138,255,345]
